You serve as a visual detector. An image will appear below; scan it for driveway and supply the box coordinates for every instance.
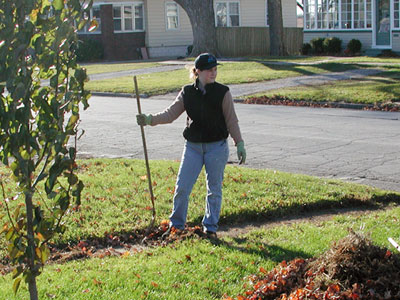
[77,95,400,192]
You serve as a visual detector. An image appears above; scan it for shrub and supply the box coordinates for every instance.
[187,45,193,56]
[76,38,104,62]
[346,39,362,55]
[301,43,312,55]
[310,37,325,54]
[323,37,342,54]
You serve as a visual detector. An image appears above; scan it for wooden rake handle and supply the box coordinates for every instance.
[134,76,156,227]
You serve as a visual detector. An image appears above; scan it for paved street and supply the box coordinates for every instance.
[77,95,400,192]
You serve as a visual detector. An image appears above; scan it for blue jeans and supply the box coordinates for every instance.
[169,139,229,232]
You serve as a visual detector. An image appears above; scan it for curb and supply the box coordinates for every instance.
[233,98,371,109]
[92,92,399,112]
[91,92,150,98]
[236,98,400,112]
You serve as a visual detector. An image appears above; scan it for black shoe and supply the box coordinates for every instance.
[205,231,217,239]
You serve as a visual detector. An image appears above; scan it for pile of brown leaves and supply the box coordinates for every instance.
[0,222,207,275]
[244,96,400,112]
[230,231,400,300]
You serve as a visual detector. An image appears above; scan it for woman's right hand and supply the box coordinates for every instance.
[136,114,152,126]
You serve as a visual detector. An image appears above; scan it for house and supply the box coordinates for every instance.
[302,0,400,53]
[78,0,298,60]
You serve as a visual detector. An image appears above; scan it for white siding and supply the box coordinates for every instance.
[304,32,372,51]
[226,0,296,27]
[392,31,400,52]
[146,0,193,48]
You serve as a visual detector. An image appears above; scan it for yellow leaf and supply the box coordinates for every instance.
[35,247,42,260]
[13,278,21,295]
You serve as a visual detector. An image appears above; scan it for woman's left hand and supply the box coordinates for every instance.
[236,141,246,164]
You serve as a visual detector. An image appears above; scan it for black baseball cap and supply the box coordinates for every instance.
[194,53,219,70]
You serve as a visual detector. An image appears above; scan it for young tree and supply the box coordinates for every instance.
[268,0,287,56]
[173,0,220,56]
[0,0,92,299]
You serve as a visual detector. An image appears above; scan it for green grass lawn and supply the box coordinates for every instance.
[1,159,399,255]
[1,158,399,299]
[82,62,161,75]
[1,204,398,299]
[246,65,400,104]
[85,62,364,96]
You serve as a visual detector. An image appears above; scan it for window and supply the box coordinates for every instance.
[328,0,339,28]
[394,0,400,28]
[341,0,352,28]
[265,0,269,26]
[113,3,144,32]
[78,5,101,33]
[304,0,371,30]
[166,2,179,30]
[215,1,240,27]
[305,0,317,29]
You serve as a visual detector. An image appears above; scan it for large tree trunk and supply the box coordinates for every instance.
[174,0,219,57]
[268,0,286,56]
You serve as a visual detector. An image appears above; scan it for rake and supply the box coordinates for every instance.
[133,76,156,240]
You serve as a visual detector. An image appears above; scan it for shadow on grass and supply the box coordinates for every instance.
[209,236,312,264]
[44,192,400,254]
[263,62,362,77]
[192,192,400,231]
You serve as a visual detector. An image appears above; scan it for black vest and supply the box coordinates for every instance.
[182,80,229,143]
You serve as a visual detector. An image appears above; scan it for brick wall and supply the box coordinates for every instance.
[78,4,145,61]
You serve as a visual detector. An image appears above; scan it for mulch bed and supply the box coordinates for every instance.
[231,231,400,300]
[244,96,400,112]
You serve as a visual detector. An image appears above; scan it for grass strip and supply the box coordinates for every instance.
[82,62,162,75]
[85,62,363,96]
[1,204,398,300]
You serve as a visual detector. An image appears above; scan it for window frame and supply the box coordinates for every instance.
[165,1,180,30]
[215,1,241,27]
[304,0,372,31]
[394,0,400,28]
[112,2,145,33]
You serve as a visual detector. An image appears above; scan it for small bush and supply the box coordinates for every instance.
[76,39,104,62]
[187,45,193,56]
[346,39,362,55]
[301,43,312,55]
[323,37,342,54]
[310,37,325,54]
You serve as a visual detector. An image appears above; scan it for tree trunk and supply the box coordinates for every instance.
[173,0,219,57]
[25,190,39,300]
[268,0,286,56]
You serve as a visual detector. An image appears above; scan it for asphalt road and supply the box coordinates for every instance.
[77,95,400,192]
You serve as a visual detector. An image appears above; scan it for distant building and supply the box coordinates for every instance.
[302,0,400,53]
[79,0,298,60]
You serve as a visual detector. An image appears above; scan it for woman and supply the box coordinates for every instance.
[136,53,246,239]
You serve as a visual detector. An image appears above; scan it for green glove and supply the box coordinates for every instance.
[236,141,246,164]
[136,114,152,126]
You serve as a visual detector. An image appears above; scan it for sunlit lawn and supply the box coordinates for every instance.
[246,65,400,104]
[85,62,364,96]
